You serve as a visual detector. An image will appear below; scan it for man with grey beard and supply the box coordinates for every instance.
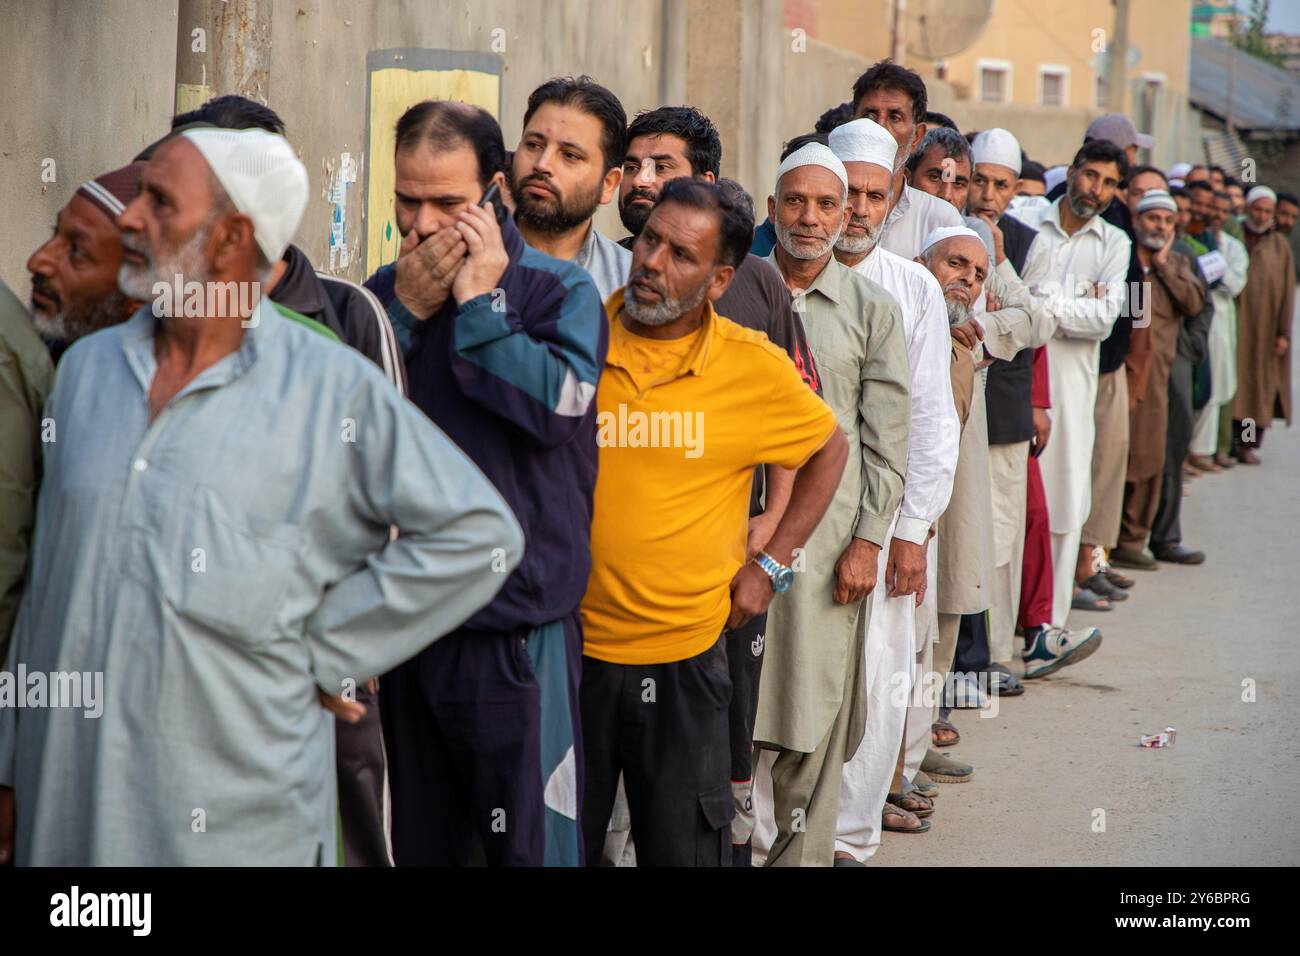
[580,177,847,865]
[2,164,145,669]
[1116,190,1205,563]
[849,61,963,260]
[0,127,522,865]
[25,163,146,360]
[827,118,958,854]
[750,142,910,867]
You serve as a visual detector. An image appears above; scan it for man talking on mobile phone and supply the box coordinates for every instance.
[365,101,608,867]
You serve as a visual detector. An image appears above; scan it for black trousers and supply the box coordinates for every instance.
[380,616,584,866]
[725,612,766,865]
[336,682,391,866]
[1152,355,1194,550]
[953,611,991,673]
[581,635,734,867]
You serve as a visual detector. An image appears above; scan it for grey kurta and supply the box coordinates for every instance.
[937,348,995,615]
[756,255,911,754]
[0,301,524,865]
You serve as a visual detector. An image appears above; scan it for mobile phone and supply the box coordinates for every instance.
[479,181,507,225]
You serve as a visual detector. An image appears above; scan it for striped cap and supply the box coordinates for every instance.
[76,162,146,223]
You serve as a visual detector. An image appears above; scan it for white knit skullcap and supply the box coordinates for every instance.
[776,143,848,193]
[921,225,985,256]
[827,118,897,173]
[1044,165,1068,194]
[1169,162,1192,180]
[181,128,308,263]
[1135,189,1177,214]
[971,128,1022,175]
[1246,185,1277,206]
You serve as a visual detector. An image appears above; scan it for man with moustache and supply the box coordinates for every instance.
[1016,140,1131,641]
[966,128,1064,675]
[610,104,822,864]
[1189,191,1249,471]
[0,127,523,866]
[1275,192,1299,237]
[3,166,146,666]
[25,164,146,359]
[850,61,963,259]
[510,75,630,301]
[752,142,911,867]
[579,178,847,866]
[364,101,607,866]
[1116,191,1205,563]
[825,118,958,853]
[1232,186,1295,464]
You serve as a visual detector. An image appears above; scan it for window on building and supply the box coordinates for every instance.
[978,61,1010,103]
[1040,66,1069,107]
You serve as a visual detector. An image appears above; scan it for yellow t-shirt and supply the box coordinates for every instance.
[581,290,838,665]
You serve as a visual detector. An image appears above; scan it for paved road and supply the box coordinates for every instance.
[877,332,1300,867]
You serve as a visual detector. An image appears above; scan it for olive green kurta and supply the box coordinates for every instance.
[756,254,910,755]
[0,280,53,664]
[1234,231,1296,428]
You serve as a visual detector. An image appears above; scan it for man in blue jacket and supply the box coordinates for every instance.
[366,101,607,867]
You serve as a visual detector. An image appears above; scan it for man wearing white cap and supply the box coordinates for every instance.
[1015,139,1131,648]
[1116,190,1205,561]
[752,141,911,867]
[849,61,963,261]
[967,128,1060,679]
[823,118,959,856]
[0,128,525,865]
[1232,185,1295,463]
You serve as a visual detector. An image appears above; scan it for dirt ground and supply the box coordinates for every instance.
[876,319,1300,867]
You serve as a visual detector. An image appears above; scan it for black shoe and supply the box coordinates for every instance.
[1081,572,1129,601]
[1152,543,1205,565]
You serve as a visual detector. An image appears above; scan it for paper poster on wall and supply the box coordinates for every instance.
[364,49,503,277]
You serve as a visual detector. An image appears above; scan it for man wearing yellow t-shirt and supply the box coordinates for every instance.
[580,179,847,866]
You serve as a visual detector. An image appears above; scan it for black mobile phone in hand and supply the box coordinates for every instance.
[479,181,507,225]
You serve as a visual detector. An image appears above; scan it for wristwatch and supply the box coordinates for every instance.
[754,551,795,594]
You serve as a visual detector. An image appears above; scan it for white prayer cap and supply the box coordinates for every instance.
[1044,165,1068,194]
[180,128,308,263]
[1169,162,1192,180]
[921,225,985,256]
[776,142,848,193]
[827,118,897,173]
[1246,185,1278,206]
[1168,178,1186,189]
[971,128,1021,175]
[1135,189,1177,214]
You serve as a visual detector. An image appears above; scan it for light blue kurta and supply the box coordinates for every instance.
[0,300,523,865]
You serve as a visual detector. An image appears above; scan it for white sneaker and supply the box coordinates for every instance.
[1022,626,1103,679]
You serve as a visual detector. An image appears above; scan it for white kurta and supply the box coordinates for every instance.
[880,183,965,261]
[1016,199,1131,534]
[1192,231,1250,456]
[834,246,958,861]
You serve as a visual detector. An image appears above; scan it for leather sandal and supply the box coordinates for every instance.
[882,802,930,833]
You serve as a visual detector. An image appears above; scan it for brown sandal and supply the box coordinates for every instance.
[882,802,931,833]
[931,719,960,748]
[887,789,934,817]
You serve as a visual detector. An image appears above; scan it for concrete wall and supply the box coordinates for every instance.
[0,0,179,294]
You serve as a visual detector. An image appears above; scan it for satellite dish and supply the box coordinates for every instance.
[905,0,995,60]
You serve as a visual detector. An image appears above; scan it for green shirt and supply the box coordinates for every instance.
[0,281,53,664]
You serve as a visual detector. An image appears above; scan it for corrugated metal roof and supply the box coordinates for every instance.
[1190,36,1300,131]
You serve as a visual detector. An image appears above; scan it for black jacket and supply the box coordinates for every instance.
[271,245,406,392]
[984,213,1039,445]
